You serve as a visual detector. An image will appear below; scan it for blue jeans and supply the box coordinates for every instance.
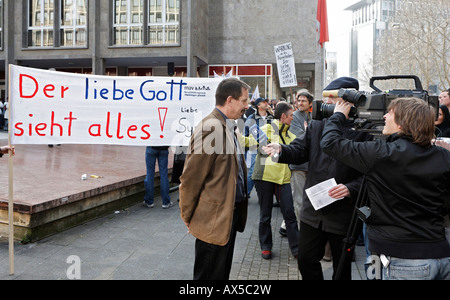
[246,152,257,196]
[383,256,450,280]
[144,147,170,206]
[254,180,299,256]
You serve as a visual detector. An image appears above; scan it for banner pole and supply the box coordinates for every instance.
[7,64,14,275]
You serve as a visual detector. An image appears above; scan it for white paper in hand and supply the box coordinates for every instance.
[305,178,343,210]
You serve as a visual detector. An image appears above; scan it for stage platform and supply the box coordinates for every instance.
[0,133,173,242]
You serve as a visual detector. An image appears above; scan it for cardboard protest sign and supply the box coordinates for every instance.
[9,65,221,146]
[274,42,297,88]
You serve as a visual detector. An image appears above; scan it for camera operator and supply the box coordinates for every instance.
[263,77,372,280]
[319,97,450,280]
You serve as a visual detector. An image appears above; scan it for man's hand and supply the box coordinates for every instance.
[328,184,350,199]
[334,101,353,119]
[435,139,450,151]
[0,145,15,156]
[262,143,281,157]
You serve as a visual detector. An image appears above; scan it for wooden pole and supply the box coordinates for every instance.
[8,149,13,275]
[7,64,14,275]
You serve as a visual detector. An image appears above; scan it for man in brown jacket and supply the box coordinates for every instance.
[180,78,250,280]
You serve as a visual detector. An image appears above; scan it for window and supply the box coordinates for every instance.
[113,0,180,46]
[113,0,144,45]
[60,0,88,47]
[28,0,55,47]
[148,0,179,45]
[27,0,88,48]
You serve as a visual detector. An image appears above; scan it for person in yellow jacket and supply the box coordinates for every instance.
[251,102,300,259]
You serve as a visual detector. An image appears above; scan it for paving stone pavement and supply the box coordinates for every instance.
[0,188,366,280]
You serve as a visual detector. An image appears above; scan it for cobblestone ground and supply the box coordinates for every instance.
[231,205,301,280]
[230,192,364,280]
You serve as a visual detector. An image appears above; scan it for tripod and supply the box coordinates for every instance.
[334,175,370,280]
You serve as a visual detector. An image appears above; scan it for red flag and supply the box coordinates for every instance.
[317,0,329,48]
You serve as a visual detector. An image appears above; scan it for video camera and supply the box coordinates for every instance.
[312,75,439,133]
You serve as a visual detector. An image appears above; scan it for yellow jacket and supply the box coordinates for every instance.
[250,120,296,185]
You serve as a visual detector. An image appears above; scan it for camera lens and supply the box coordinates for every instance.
[312,100,335,120]
[338,88,366,104]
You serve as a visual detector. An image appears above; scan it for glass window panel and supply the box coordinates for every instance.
[63,11,73,26]
[43,0,54,26]
[75,28,86,45]
[166,0,179,22]
[165,25,178,44]
[43,29,54,46]
[30,0,41,26]
[131,0,143,23]
[149,25,163,44]
[115,0,128,24]
[76,0,87,25]
[77,0,85,8]
[130,27,143,44]
[131,12,142,23]
[29,0,55,47]
[113,0,144,45]
[60,0,88,47]
[149,0,162,23]
[61,28,74,46]
[114,27,128,45]
[77,12,87,26]
[148,0,179,45]
[29,29,41,46]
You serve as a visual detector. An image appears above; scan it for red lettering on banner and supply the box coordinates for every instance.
[61,86,69,98]
[87,112,152,140]
[19,73,69,99]
[14,123,24,136]
[88,124,102,137]
[14,110,154,141]
[116,113,124,140]
[64,112,77,136]
[158,107,168,139]
[51,111,63,136]
[14,111,77,137]
[19,74,39,98]
[35,123,47,136]
[127,125,138,139]
[43,85,55,98]
[106,112,113,138]
[141,125,151,140]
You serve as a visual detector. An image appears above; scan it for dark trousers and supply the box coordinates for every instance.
[193,204,240,280]
[254,180,299,256]
[298,221,353,280]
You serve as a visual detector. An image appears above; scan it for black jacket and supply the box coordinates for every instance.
[321,113,450,259]
[278,117,371,236]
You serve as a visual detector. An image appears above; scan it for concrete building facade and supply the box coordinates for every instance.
[0,0,326,100]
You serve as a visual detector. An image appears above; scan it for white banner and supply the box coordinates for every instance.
[9,65,221,146]
[274,42,297,88]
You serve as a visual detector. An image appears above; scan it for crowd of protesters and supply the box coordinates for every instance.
[175,78,450,280]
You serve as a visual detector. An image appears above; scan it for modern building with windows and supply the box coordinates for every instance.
[0,0,326,100]
[346,0,395,89]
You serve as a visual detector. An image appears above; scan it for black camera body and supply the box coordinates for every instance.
[312,75,439,133]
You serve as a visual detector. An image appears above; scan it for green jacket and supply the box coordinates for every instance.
[251,120,296,185]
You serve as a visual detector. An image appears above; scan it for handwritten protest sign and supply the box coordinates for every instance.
[274,42,297,88]
[9,65,221,146]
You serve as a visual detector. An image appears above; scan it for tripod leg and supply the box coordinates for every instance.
[334,176,368,280]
